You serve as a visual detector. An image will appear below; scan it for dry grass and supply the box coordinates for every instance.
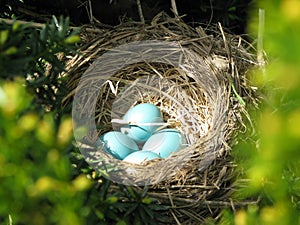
[62,12,259,224]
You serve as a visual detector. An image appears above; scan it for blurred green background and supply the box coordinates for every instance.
[1,0,300,224]
[224,1,300,224]
[0,78,92,225]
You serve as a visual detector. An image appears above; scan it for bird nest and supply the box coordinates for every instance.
[63,13,258,224]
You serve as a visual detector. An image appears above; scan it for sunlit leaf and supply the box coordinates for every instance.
[72,174,92,191]
[64,35,80,44]
[18,112,38,131]
[234,209,247,225]
[0,30,9,45]
[12,21,19,32]
[57,117,73,146]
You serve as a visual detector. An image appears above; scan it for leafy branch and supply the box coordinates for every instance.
[0,16,80,120]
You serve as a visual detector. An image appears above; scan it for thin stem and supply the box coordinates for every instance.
[88,0,93,24]
[171,0,179,17]
[0,17,45,28]
[136,0,145,24]
[257,8,265,67]
[0,17,103,33]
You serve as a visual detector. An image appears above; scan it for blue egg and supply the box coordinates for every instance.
[123,150,160,164]
[121,103,163,143]
[142,129,187,158]
[99,131,139,160]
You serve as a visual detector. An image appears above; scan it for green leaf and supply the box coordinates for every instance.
[12,21,20,32]
[141,197,152,205]
[138,207,148,222]
[2,46,17,55]
[99,179,111,200]
[52,15,59,28]
[106,196,118,204]
[116,220,127,225]
[228,6,236,12]
[133,216,143,225]
[0,30,9,45]
[141,184,149,198]
[231,83,246,106]
[124,204,138,217]
[94,209,105,220]
[64,35,80,44]
[126,186,135,198]
[40,25,48,42]
[141,205,154,219]
[148,204,169,211]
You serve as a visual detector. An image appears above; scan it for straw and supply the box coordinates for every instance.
[61,12,259,224]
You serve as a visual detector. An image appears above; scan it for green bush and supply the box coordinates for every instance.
[222,1,300,224]
[0,78,93,225]
[0,16,93,225]
[0,16,80,114]
[0,80,169,224]
[0,16,169,225]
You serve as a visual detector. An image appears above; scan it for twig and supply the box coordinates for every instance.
[257,8,265,67]
[203,200,259,207]
[171,0,179,17]
[218,22,230,58]
[205,0,214,29]
[17,7,50,22]
[0,17,102,33]
[0,17,45,28]
[136,0,145,24]
[167,187,175,207]
[170,209,182,225]
[88,0,93,24]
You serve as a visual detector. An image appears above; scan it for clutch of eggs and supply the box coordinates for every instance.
[98,103,187,164]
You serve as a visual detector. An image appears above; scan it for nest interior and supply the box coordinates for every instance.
[63,13,258,224]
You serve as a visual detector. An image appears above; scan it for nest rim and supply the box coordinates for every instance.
[63,12,259,224]
[71,39,235,186]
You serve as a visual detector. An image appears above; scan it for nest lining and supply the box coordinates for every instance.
[71,49,230,186]
[99,63,212,144]
[62,12,258,224]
